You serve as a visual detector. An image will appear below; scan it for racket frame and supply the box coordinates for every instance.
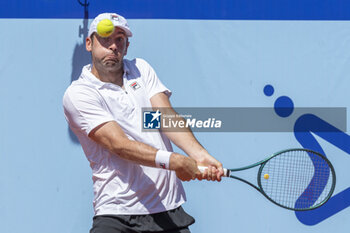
[226,148,336,211]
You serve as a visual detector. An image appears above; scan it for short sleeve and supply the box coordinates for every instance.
[63,86,115,135]
[137,59,172,99]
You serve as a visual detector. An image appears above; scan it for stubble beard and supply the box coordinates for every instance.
[94,56,124,74]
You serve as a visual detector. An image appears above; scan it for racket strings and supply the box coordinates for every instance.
[260,150,334,210]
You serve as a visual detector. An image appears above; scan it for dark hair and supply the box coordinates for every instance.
[90,32,96,44]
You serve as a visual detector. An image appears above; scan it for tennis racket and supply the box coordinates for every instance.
[199,148,336,211]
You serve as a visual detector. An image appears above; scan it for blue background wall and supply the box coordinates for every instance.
[1,1,350,232]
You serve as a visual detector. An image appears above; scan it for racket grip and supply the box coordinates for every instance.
[198,166,230,177]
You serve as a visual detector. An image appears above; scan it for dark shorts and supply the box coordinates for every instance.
[90,206,195,233]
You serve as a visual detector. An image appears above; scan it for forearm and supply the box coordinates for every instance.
[159,107,208,161]
[150,92,222,177]
[110,138,158,167]
[112,140,186,170]
[89,121,193,173]
[163,121,223,181]
[163,127,208,162]
[108,137,199,180]
[149,93,209,161]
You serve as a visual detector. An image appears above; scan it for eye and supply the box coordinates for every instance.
[116,37,124,43]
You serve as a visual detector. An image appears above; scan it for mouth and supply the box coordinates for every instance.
[104,55,120,63]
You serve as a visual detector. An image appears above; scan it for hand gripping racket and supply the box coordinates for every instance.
[199,148,336,211]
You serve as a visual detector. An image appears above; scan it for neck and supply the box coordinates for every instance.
[91,65,124,87]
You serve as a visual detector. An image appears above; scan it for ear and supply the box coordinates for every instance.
[86,37,92,52]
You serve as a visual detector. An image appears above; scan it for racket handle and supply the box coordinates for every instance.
[198,166,230,177]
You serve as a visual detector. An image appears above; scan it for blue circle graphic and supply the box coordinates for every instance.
[274,96,294,117]
[264,85,274,96]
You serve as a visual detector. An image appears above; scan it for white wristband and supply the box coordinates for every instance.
[155,150,172,169]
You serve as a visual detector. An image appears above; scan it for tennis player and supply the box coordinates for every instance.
[63,12,224,233]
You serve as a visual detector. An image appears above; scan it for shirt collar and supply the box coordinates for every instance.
[81,64,105,88]
[81,61,130,88]
[123,60,130,75]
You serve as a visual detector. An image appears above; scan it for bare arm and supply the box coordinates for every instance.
[88,120,200,181]
[150,92,224,181]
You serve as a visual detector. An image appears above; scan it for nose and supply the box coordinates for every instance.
[108,41,118,51]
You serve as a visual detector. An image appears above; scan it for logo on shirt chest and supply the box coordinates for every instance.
[130,81,141,91]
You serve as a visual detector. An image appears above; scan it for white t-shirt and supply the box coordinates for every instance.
[63,58,186,215]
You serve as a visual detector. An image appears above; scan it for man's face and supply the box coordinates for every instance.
[86,27,130,72]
